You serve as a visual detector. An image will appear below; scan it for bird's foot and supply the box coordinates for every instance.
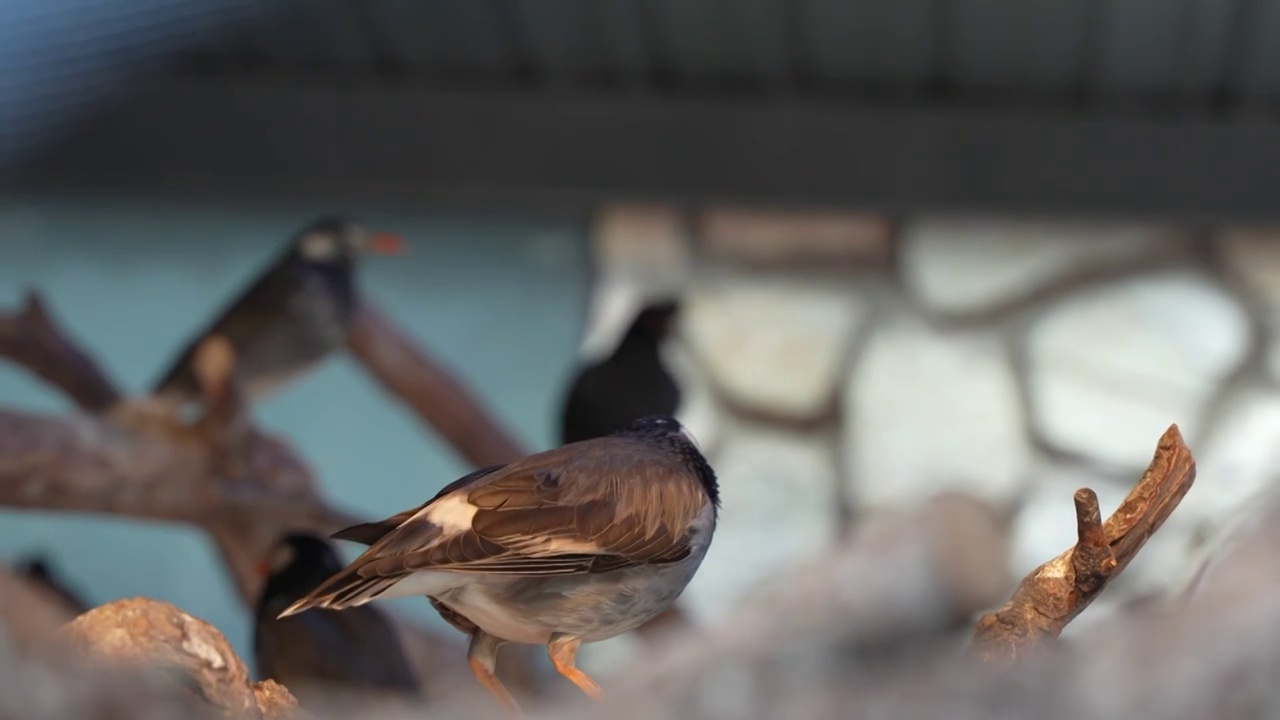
[547,633,605,702]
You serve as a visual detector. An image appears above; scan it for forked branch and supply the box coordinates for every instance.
[970,424,1196,662]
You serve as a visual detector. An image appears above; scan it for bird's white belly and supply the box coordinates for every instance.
[448,585,555,645]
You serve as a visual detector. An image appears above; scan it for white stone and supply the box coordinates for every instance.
[1026,272,1252,470]
[662,340,725,457]
[1185,392,1280,528]
[575,276,651,361]
[696,206,892,266]
[679,422,841,623]
[1218,227,1280,384]
[683,275,867,422]
[1218,226,1280,305]
[845,316,1031,510]
[591,202,690,290]
[901,217,1188,316]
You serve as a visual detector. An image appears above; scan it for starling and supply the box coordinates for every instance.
[279,415,718,714]
[151,216,402,408]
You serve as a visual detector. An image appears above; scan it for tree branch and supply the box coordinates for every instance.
[0,294,120,412]
[346,300,528,467]
[970,424,1196,662]
[0,293,358,602]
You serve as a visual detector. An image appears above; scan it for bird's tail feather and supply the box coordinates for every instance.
[276,569,403,619]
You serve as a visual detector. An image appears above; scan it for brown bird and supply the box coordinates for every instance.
[252,533,423,709]
[559,300,681,445]
[277,415,719,714]
[151,216,402,408]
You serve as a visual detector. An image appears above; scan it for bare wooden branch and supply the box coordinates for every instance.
[970,424,1196,662]
[0,293,357,602]
[0,293,120,412]
[346,300,527,467]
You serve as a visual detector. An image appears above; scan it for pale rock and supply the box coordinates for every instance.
[696,206,892,267]
[845,316,1031,510]
[662,339,725,456]
[1217,227,1280,384]
[591,203,690,291]
[678,422,841,623]
[1264,343,1280,386]
[575,276,652,360]
[683,276,867,422]
[1026,272,1251,469]
[581,203,689,362]
[901,217,1189,316]
[1218,226,1280,305]
[1184,392,1280,527]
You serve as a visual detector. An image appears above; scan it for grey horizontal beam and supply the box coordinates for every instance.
[17,76,1280,221]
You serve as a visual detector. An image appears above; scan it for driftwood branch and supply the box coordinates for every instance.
[0,295,121,412]
[347,300,527,467]
[0,292,361,600]
[970,424,1196,662]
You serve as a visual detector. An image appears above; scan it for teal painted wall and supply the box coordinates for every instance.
[0,194,590,664]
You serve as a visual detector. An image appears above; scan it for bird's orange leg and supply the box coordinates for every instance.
[468,632,523,716]
[547,633,603,700]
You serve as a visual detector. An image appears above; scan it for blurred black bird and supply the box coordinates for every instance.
[559,300,681,444]
[14,555,92,614]
[253,533,423,708]
[151,216,403,408]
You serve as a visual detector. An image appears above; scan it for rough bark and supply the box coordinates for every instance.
[346,301,527,468]
[970,424,1196,662]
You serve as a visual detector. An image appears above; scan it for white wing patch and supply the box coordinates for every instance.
[416,493,478,534]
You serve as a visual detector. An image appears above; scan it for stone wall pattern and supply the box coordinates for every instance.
[582,206,1280,638]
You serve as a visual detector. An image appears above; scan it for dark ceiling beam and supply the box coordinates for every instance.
[15,76,1280,222]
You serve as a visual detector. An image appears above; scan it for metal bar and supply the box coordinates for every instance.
[16,76,1280,222]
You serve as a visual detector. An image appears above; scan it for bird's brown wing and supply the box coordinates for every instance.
[283,438,709,615]
[363,438,706,578]
[331,464,507,546]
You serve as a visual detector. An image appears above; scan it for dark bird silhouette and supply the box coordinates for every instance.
[280,415,719,715]
[13,555,92,614]
[151,216,403,408]
[253,533,423,708]
[560,300,681,445]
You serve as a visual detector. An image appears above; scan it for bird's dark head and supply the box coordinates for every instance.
[615,415,719,508]
[626,300,680,342]
[291,216,404,267]
[15,556,52,580]
[255,532,346,612]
